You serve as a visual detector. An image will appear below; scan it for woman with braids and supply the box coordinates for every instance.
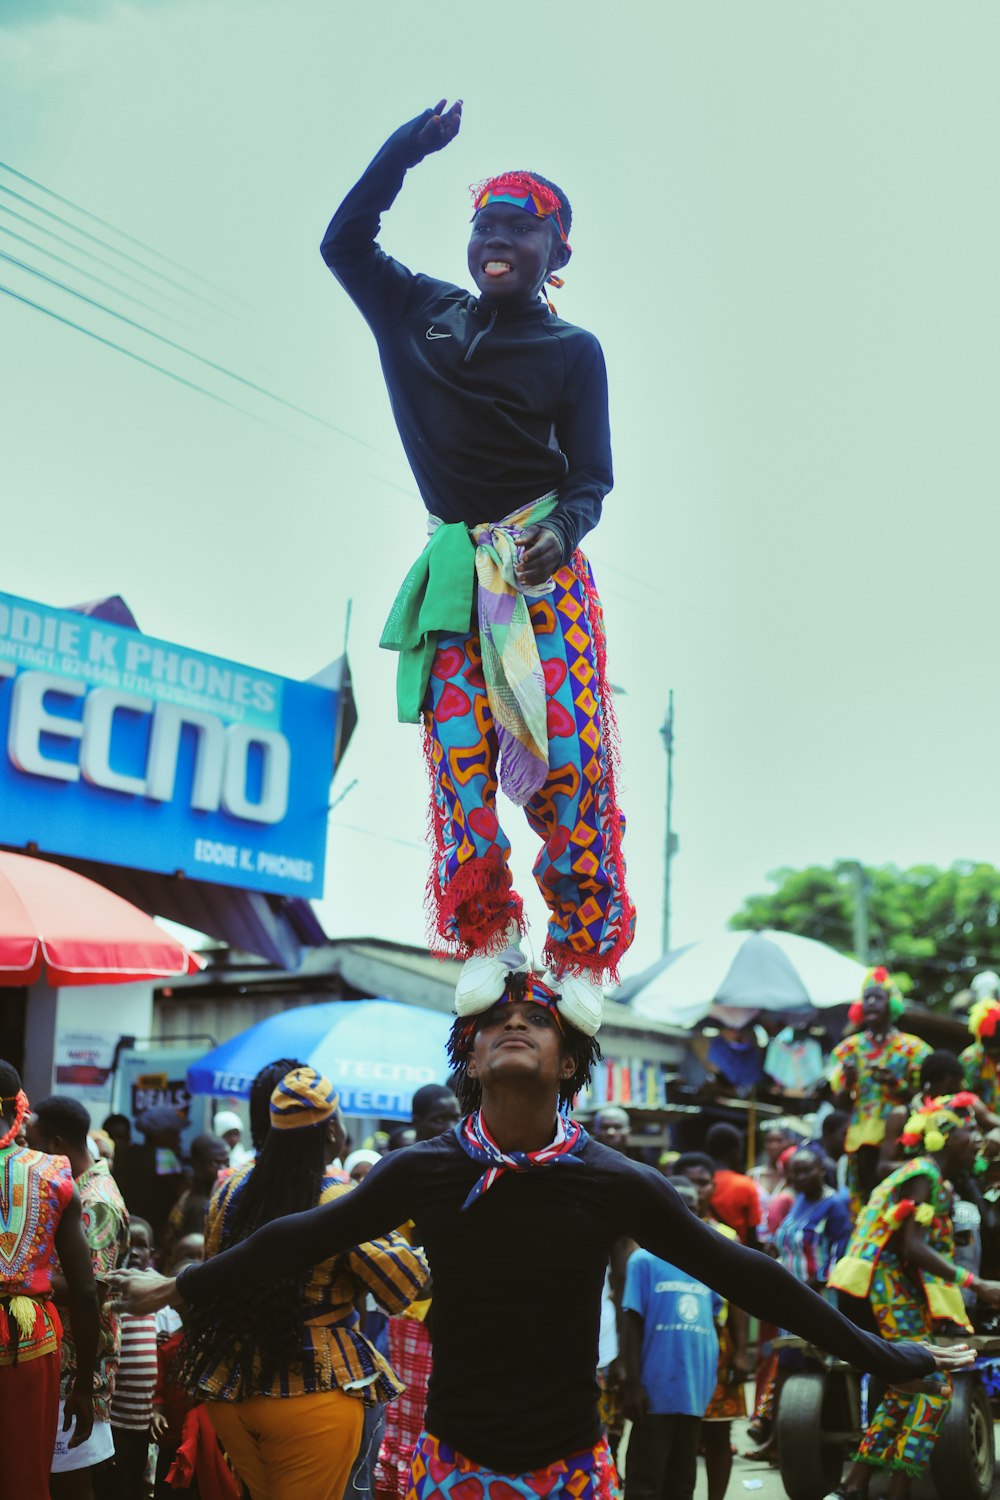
[177,1066,430,1500]
[321,98,635,1037]
[0,1059,100,1493]
[112,975,973,1500]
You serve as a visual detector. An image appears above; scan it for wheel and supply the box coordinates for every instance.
[930,1374,995,1500]
[777,1370,856,1500]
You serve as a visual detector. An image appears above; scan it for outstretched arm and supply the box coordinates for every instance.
[620,1163,959,1384]
[320,99,462,324]
[109,1148,418,1314]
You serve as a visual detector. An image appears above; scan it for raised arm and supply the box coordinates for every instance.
[109,1148,417,1315]
[620,1163,945,1384]
[320,99,462,325]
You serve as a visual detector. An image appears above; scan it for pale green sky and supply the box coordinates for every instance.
[2,1,998,984]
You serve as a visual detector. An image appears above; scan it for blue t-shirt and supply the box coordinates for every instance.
[622,1249,721,1417]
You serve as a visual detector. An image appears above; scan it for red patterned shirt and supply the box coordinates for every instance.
[0,1145,74,1365]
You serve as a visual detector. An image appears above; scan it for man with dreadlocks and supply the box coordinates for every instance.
[112,978,971,1500]
[828,966,931,1214]
[827,1094,1000,1499]
[320,100,634,1038]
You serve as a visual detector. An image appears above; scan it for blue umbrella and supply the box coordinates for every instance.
[186,999,453,1120]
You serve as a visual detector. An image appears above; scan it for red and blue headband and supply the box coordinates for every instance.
[470,171,571,247]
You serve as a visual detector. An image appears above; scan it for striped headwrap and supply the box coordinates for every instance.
[270,1067,339,1132]
[455,1106,588,1210]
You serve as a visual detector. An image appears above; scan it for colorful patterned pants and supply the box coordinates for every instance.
[406,1431,617,1500]
[423,553,635,980]
[854,1264,952,1476]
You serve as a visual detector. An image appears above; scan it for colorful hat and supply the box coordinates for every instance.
[270,1067,339,1132]
[969,997,1000,1041]
[470,171,571,246]
[899,1092,977,1155]
[848,965,904,1025]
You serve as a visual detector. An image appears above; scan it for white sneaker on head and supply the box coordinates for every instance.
[455,928,529,1016]
[547,969,604,1036]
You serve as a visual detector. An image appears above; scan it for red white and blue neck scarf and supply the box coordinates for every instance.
[456,1108,588,1210]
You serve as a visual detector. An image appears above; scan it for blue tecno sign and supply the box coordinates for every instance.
[0,591,338,898]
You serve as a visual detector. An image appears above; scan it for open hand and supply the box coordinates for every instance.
[150,1410,169,1443]
[107,1267,176,1315]
[891,1340,975,1392]
[415,99,462,154]
[516,525,562,588]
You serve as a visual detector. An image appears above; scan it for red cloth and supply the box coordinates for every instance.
[155,1329,189,1442]
[166,1404,241,1497]
[710,1168,761,1243]
[0,1346,60,1491]
[377,1316,433,1500]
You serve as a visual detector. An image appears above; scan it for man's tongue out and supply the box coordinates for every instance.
[484,260,512,278]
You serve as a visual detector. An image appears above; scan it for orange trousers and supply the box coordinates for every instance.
[208,1387,364,1500]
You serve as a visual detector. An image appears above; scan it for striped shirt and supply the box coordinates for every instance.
[197,1165,429,1403]
[110,1312,158,1430]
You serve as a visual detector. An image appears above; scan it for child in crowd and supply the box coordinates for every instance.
[321,99,635,1036]
[621,1178,722,1500]
[106,1218,158,1497]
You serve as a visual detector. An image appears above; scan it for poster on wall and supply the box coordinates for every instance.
[54,1028,119,1100]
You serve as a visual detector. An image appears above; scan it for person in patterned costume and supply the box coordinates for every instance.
[28,1094,130,1495]
[960,992,1000,1112]
[0,1062,100,1494]
[827,1093,1000,1498]
[828,967,930,1214]
[321,99,635,1037]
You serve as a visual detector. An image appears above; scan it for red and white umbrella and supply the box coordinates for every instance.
[0,851,203,987]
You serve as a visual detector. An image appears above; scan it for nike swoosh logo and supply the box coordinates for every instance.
[425,326,453,340]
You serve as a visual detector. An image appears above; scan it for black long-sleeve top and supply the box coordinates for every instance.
[178,1133,935,1472]
[320,114,613,564]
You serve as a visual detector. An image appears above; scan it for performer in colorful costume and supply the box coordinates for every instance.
[0,1063,100,1493]
[321,100,635,1036]
[961,992,1000,1112]
[828,1094,1000,1497]
[827,966,930,1212]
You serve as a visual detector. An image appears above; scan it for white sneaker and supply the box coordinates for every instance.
[455,928,529,1016]
[548,969,604,1036]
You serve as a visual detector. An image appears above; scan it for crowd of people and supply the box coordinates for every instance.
[4,964,998,1500]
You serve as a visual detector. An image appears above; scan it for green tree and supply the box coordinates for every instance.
[729,861,1000,1008]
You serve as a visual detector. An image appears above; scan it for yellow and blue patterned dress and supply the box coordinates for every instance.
[829,1155,967,1477]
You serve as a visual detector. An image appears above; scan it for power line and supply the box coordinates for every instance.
[0,157,247,306]
[0,180,231,315]
[0,244,384,449]
[0,219,184,326]
[0,199,206,318]
[0,280,266,422]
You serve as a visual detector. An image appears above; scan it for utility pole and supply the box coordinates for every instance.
[850,860,870,964]
[660,692,677,954]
